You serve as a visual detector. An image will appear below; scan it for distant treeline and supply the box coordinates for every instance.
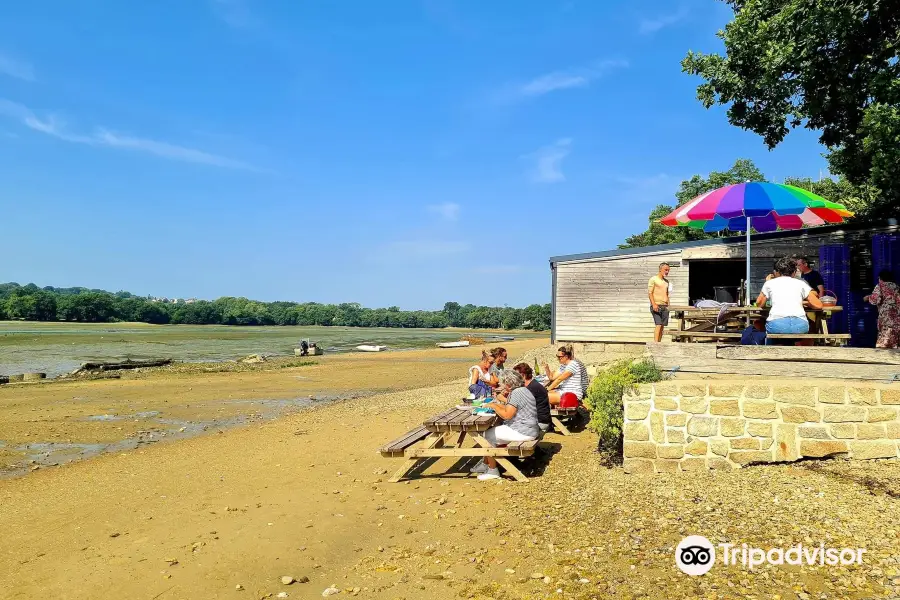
[0,283,551,330]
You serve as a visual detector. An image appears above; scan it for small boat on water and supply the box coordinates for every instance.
[437,341,470,348]
[356,344,387,352]
[485,336,515,342]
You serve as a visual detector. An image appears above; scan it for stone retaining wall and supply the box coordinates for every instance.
[622,381,900,474]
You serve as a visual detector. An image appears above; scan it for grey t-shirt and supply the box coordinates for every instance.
[489,363,504,380]
[504,386,540,438]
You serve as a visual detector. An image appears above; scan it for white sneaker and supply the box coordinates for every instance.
[470,460,488,474]
[477,468,501,481]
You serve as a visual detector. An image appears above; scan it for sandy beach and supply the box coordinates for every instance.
[2,341,899,599]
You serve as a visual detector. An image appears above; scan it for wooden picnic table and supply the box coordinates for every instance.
[379,407,538,483]
[668,305,848,346]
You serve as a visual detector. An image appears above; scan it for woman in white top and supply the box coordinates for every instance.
[756,256,823,343]
[468,351,495,398]
[543,345,587,406]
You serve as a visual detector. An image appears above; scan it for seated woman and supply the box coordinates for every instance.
[471,370,540,480]
[467,350,495,399]
[756,256,823,344]
[542,345,587,406]
[487,347,508,389]
[513,362,551,433]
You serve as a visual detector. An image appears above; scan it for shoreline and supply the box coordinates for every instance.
[0,321,545,379]
[0,339,548,476]
[1,366,896,599]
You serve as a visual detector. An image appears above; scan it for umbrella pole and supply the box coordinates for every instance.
[745,217,751,325]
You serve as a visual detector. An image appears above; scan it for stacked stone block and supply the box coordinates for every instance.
[623,381,900,474]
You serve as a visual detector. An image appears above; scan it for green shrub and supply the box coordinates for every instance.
[584,358,664,457]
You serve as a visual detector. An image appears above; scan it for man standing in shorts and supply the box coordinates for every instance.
[648,263,671,342]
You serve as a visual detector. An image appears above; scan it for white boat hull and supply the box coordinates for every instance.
[356,345,387,352]
[437,341,470,348]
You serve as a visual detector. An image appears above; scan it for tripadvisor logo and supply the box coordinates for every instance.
[676,536,716,576]
[675,536,867,575]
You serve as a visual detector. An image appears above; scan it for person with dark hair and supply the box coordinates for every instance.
[864,270,900,348]
[756,256,823,342]
[472,370,540,480]
[487,347,507,388]
[513,362,551,432]
[796,256,826,297]
[543,344,587,406]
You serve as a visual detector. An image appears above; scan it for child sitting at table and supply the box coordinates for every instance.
[741,318,767,345]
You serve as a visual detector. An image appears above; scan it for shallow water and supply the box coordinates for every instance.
[0,323,539,377]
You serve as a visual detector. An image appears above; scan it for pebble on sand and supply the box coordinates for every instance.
[235,584,244,591]
[281,576,295,585]
[322,585,340,597]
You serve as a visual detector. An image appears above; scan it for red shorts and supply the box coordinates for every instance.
[559,392,580,408]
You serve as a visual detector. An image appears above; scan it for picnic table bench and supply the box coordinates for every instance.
[550,406,578,436]
[669,305,850,346]
[379,407,537,483]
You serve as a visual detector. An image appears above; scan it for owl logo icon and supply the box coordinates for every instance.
[675,536,716,576]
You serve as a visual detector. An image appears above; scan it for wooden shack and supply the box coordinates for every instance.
[550,221,899,345]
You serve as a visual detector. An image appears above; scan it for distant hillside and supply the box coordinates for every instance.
[0,283,550,330]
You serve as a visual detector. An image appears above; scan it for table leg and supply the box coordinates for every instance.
[551,416,571,436]
[471,434,528,482]
[389,433,445,483]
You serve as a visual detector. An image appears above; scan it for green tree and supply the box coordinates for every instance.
[522,304,551,331]
[782,176,881,217]
[682,0,896,216]
[31,291,58,321]
[620,159,766,248]
[57,292,115,322]
[442,302,462,327]
[5,294,36,320]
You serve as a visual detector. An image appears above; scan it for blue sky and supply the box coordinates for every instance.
[0,1,829,310]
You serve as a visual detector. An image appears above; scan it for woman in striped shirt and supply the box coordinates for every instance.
[543,345,587,406]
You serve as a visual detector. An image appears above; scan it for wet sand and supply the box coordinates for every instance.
[1,339,897,599]
[0,340,544,475]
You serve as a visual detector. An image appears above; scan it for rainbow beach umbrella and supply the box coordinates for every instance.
[659,182,854,304]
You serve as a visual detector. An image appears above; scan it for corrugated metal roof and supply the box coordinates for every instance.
[549,220,898,265]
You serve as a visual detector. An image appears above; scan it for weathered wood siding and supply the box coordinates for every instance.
[554,251,687,343]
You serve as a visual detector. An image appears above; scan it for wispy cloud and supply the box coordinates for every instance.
[520,72,590,96]
[210,0,261,29]
[607,172,685,215]
[497,59,628,103]
[526,138,572,184]
[0,52,35,82]
[427,202,460,221]
[639,8,689,34]
[0,99,258,171]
